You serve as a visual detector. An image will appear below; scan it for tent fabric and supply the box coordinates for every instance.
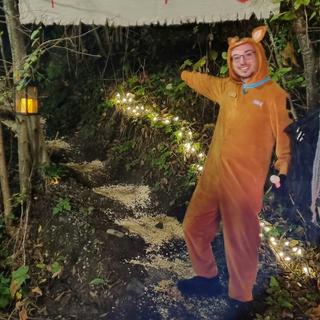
[19,0,279,26]
[285,109,320,225]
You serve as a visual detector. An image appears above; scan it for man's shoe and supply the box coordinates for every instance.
[177,276,223,296]
[224,299,252,320]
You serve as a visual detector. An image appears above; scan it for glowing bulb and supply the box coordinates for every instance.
[122,98,127,103]
[297,248,302,255]
[264,226,271,232]
[198,153,204,158]
[279,252,284,257]
[185,143,191,151]
[292,247,298,252]
[173,116,179,121]
[303,266,312,274]
[284,256,291,261]
[260,222,265,227]
[178,132,183,137]
[116,92,120,98]
[284,241,289,246]
[198,166,203,171]
[164,119,170,124]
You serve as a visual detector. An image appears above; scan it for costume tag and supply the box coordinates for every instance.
[228,91,237,98]
[252,99,264,108]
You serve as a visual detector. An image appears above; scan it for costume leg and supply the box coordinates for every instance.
[183,187,221,278]
[219,177,261,302]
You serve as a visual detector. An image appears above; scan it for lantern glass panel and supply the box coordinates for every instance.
[16,86,38,114]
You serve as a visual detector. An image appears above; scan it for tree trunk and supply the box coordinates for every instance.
[293,7,319,110]
[4,0,31,196]
[0,123,12,233]
[4,0,49,198]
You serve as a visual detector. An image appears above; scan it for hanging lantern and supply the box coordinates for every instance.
[15,86,39,115]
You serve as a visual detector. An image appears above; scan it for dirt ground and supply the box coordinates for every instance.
[23,137,280,320]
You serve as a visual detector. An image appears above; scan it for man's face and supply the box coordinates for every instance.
[231,43,257,81]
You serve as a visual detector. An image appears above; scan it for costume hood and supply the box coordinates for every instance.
[227,26,269,84]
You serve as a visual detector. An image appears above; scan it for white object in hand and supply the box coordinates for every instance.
[270,175,281,188]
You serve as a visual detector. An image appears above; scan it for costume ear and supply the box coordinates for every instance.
[228,36,239,46]
[252,26,267,43]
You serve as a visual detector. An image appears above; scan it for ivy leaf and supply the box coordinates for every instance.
[50,262,61,274]
[219,64,228,75]
[209,50,218,61]
[89,278,106,285]
[10,266,29,297]
[270,276,279,288]
[281,12,296,21]
[30,29,41,41]
[11,266,29,288]
[278,297,294,309]
[192,56,206,71]
[179,59,193,70]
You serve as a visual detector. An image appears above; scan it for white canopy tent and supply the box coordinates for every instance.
[19,0,279,26]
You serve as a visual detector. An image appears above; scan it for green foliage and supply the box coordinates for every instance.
[219,52,228,76]
[11,192,28,208]
[0,274,11,309]
[98,100,114,112]
[269,65,305,90]
[50,261,61,274]
[270,0,320,22]
[149,144,172,174]
[185,164,199,188]
[112,141,134,155]
[0,266,30,310]
[38,163,66,182]
[52,197,71,215]
[89,278,106,285]
[265,276,295,313]
[17,26,43,90]
[11,266,29,290]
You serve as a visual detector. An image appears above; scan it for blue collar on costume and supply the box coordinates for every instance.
[242,76,271,94]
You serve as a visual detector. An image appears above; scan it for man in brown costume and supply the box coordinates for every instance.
[177,26,292,309]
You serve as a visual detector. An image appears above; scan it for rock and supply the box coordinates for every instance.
[106,229,125,238]
[155,222,164,229]
[126,278,145,296]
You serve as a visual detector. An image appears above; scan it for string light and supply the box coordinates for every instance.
[112,92,205,170]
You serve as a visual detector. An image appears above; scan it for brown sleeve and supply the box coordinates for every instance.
[270,94,293,175]
[181,71,224,104]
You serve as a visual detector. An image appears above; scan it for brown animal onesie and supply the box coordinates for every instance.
[181,26,292,302]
